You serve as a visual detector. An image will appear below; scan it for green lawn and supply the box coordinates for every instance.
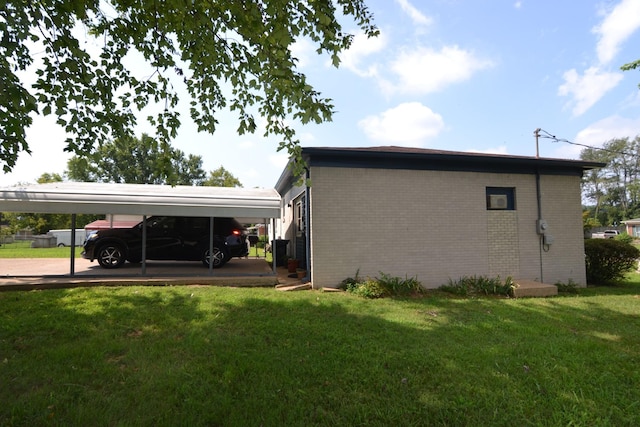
[0,240,83,258]
[1,277,639,426]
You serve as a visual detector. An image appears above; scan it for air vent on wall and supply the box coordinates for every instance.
[489,194,508,209]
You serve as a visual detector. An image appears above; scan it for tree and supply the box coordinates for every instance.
[66,134,206,185]
[622,59,640,79]
[581,145,611,217]
[581,136,640,223]
[203,166,243,188]
[582,210,601,233]
[36,172,63,184]
[1,1,378,179]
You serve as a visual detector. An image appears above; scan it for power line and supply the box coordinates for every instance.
[536,128,635,157]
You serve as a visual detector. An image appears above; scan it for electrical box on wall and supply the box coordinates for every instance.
[536,219,548,234]
[543,234,554,245]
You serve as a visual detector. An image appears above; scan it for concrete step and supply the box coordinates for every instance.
[513,279,558,298]
[275,283,312,292]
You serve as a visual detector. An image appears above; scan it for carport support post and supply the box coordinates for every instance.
[263,218,268,258]
[69,214,76,276]
[209,217,214,276]
[142,216,147,275]
[271,218,276,274]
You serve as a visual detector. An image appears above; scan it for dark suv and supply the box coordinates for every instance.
[82,216,248,269]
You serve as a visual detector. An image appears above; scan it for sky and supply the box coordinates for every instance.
[3,0,640,189]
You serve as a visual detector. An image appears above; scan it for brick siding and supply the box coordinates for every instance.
[307,166,586,289]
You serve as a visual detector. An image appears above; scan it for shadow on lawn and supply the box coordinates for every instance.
[1,287,639,426]
[576,280,640,296]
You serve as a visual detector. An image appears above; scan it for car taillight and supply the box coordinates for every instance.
[232,230,241,235]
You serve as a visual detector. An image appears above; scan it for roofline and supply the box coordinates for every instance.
[0,182,282,219]
[276,146,605,191]
[302,146,605,169]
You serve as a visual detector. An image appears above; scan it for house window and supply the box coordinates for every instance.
[486,187,515,210]
[295,196,305,235]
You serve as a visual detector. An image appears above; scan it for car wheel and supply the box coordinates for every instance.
[202,246,227,268]
[97,244,126,268]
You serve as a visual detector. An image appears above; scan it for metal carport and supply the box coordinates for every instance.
[0,182,281,278]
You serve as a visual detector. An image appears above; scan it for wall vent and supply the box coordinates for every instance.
[489,194,508,209]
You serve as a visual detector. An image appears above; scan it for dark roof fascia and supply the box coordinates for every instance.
[274,163,299,195]
[301,147,605,177]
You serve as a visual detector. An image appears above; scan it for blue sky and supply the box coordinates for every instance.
[3,0,640,189]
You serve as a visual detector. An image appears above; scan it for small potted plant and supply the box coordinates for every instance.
[287,257,299,273]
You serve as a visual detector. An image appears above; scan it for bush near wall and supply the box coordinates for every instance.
[341,271,423,298]
[584,238,640,285]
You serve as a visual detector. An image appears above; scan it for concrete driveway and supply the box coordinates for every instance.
[0,257,291,291]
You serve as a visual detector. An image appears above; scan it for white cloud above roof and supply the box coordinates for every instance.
[576,114,640,147]
[339,31,387,77]
[394,0,433,27]
[593,0,640,65]
[358,102,444,146]
[388,45,494,95]
[558,67,623,116]
[558,0,640,117]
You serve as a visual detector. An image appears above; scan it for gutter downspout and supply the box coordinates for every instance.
[304,167,311,284]
[536,169,544,283]
[534,129,545,283]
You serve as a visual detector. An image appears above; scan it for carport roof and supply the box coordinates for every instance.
[0,182,281,219]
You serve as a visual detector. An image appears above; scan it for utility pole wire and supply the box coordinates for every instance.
[537,129,635,157]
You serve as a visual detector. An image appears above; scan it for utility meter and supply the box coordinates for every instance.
[536,219,548,235]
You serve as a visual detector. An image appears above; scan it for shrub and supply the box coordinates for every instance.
[376,272,423,296]
[614,232,634,245]
[339,269,362,290]
[555,279,579,294]
[346,279,388,299]
[439,275,516,297]
[584,238,640,285]
[439,278,470,296]
[342,271,424,298]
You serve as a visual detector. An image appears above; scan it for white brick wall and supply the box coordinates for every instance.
[308,166,586,289]
[488,211,520,278]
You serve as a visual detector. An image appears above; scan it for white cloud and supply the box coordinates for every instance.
[557,0,640,116]
[576,115,640,146]
[340,31,387,77]
[290,38,315,68]
[551,114,640,159]
[468,145,509,155]
[593,0,640,65]
[358,102,444,146]
[558,67,623,116]
[394,0,433,26]
[388,45,494,95]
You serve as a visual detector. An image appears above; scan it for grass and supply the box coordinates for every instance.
[0,241,83,258]
[1,277,639,425]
